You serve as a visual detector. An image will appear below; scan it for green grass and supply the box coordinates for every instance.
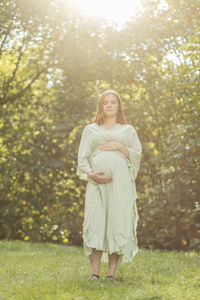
[0,240,199,300]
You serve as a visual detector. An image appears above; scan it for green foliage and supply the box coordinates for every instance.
[0,0,199,251]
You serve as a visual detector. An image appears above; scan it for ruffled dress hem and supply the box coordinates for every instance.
[82,199,139,267]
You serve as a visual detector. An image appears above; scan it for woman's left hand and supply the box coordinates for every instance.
[99,141,122,151]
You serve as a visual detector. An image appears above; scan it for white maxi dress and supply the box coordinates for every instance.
[76,122,142,266]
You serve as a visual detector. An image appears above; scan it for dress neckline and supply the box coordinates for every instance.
[98,123,120,131]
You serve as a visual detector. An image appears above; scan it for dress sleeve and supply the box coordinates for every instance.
[126,126,142,180]
[76,125,93,181]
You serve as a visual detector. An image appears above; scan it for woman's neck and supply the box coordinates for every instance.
[103,118,117,126]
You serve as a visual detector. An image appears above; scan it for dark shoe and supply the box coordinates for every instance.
[87,273,100,281]
[106,275,115,281]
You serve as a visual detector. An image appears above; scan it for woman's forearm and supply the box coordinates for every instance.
[118,144,130,160]
[99,141,130,161]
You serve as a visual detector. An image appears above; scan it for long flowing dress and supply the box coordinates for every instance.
[76,122,142,266]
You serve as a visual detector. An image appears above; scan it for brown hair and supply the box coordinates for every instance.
[92,89,128,125]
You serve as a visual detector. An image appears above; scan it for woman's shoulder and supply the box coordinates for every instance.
[84,123,97,130]
[87,123,97,127]
[121,123,136,132]
[82,123,98,133]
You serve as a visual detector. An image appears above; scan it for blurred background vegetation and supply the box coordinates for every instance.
[0,0,199,251]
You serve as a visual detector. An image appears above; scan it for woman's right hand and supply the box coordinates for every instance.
[87,171,112,184]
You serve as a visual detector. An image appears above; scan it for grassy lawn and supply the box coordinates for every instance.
[0,240,199,300]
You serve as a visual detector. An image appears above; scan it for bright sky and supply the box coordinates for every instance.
[70,0,179,65]
[73,0,142,26]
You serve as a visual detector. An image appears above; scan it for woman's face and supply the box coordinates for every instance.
[102,94,119,119]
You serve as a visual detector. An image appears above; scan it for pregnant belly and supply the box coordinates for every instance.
[91,150,128,177]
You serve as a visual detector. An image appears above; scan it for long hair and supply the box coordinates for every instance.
[92,89,128,125]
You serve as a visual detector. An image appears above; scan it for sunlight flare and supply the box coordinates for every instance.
[74,0,142,25]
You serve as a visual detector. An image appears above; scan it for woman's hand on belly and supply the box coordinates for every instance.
[87,171,112,184]
[99,141,130,161]
[99,141,121,151]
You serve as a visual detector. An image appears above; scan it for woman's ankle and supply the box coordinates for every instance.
[92,272,100,276]
[107,273,115,277]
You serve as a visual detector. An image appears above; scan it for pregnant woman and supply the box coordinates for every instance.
[76,89,142,281]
